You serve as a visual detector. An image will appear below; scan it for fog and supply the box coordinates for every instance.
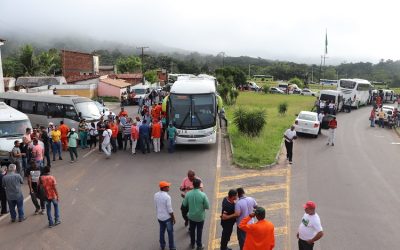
[1,0,400,64]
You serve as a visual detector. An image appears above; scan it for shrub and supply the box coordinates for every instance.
[278,102,288,115]
[289,77,304,89]
[262,86,270,94]
[233,107,266,136]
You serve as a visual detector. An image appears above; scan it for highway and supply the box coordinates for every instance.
[290,105,400,250]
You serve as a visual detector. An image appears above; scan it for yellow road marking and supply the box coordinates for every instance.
[211,226,287,249]
[217,183,287,199]
[286,167,292,250]
[214,201,287,219]
[219,169,288,182]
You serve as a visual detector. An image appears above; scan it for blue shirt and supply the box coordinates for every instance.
[139,124,150,138]
[167,126,177,139]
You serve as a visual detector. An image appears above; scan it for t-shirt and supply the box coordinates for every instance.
[182,189,210,222]
[11,146,22,163]
[284,129,297,143]
[102,129,112,145]
[167,126,177,139]
[41,175,57,200]
[154,191,173,221]
[235,196,257,224]
[151,123,162,138]
[110,124,119,138]
[32,144,44,161]
[26,167,41,190]
[68,132,79,148]
[318,113,324,123]
[50,130,61,142]
[221,197,236,225]
[298,213,323,241]
[2,172,23,200]
[139,124,150,137]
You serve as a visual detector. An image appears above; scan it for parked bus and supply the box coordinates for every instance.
[337,79,372,108]
[0,102,32,165]
[163,78,218,144]
[0,92,101,129]
[319,90,344,112]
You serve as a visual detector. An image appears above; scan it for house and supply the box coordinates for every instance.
[61,50,99,82]
[99,65,117,75]
[4,77,16,91]
[16,76,67,88]
[98,78,131,100]
[109,73,142,84]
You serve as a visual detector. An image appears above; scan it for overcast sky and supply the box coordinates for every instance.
[1,0,399,64]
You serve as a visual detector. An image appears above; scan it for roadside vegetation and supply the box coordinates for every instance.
[226,92,314,168]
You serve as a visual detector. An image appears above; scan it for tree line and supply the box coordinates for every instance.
[4,44,400,87]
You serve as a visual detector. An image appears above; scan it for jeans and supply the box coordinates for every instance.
[181,203,189,223]
[69,147,78,161]
[298,238,314,250]
[89,135,97,148]
[189,220,204,247]
[22,157,28,173]
[158,218,176,250]
[79,132,88,148]
[285,140,293,161]
[327,128,336,145]
[379,118,384,128]
[52,141,62,160]
[36,160,44,170]
[220,222,235,250]
[102,143,112,157]
[45,199,60,226]
[140,136,151,153]
[8,198,24,220]
[111,137,117,152]
[370,118,375,127]
[124,134,132,150]
[168,138,175,153]
[117,133,123,150]
[0,190,7,214]
[30,190,45,210]
[237,227,246,250]
[44,149,51,167]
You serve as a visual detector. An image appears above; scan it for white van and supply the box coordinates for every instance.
[130,84,151,104]
[0,102,32,165]
[319,90,344,112]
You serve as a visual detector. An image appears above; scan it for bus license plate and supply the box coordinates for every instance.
[188,139,196,142]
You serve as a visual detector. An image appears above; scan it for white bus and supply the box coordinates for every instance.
[165,78,218,144]
[0,102,32,165]
[337,79,372,108]
[0,92,101,129]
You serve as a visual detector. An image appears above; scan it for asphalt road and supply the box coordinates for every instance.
[0,104,218,250]
[290,106,400,250]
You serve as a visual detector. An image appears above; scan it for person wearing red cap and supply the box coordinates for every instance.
[154,181,176,250]
[297,201,324,250]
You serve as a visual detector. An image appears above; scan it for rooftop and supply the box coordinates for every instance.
[111,73,143,79]
[100,78,131,88]
[66,75,99,84]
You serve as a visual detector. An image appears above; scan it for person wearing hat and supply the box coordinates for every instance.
[297,201,324,250]
[327,116,337,146]
[154,181,176,250]
[238,206,275,250]
[67,128,79,163]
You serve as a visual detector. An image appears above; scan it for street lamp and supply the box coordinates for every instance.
[0,38,5,93]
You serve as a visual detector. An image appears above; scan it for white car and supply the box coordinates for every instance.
[270,87,285,94]
[294,111,320,138]
[376,105,395,122]
[301,89,317,96]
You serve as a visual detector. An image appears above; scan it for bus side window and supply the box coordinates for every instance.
[9,100,20,109]
[48,103,63,118]
[64,105,79,121]
[36,102,47,115]
[21,101,35,114]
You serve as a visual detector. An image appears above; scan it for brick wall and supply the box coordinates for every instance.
[61,50,94,79]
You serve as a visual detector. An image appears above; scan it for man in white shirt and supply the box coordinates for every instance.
[154,181,176,250]
[284,125,297,164]
[101,125,112,158]
[297,201,324,250]
[318,112,325,134]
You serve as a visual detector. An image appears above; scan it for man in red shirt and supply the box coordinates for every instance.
[239,207,275,250]
[151,120,162,152]
[110,121,119,153]
[327,116,337,146]
[40,166,60,228]
[118,107,128,118]
[59,121,70,151]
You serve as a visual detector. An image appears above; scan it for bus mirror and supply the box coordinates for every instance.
[78,112,82,119]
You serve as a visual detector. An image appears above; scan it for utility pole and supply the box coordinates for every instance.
[0,38,5,93]
[248,64,251,78]
[137,46,149,84]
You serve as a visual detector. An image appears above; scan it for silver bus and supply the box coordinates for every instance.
[0,92,101,129]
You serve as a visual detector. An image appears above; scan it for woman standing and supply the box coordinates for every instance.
[67,128,79,163]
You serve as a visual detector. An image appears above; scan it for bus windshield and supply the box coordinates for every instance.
[0,119,31,138]
[340,80,356,89]
[133,89,146,95]
[75,102,101,121]
[170,93,216,129]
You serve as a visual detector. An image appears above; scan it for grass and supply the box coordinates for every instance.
[226,92,315,168]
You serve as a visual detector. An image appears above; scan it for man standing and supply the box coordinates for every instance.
[327,116,337,146]
[378,108,385,128]
[183,179,209,250]
[0,166,8,215]
[102,125,112,158]
[40,126,51,167]
[235,187,257,250]
[220,189,238,250]
[130,121,139,155]
[32,139,45,169]
[67,128,79,163]
[97,117,106,152]
[167,122,177,153]
[110,120,119,153]
[297,201,324,250]
[239,207,275,250]
[123,118,132,150]
[40,166,60,228]
[139,120,151,154]
[219,107,228,128]
[151,119,162,153]
[370,108,376,127]
[50,125,62,161]
[78,119,89,149]
[318,112,325,134]
[10,140,23,177]
[284,125,297,164]
[26,161,45,215]
[2,164,25,222]
[180,170,203,227]
[59,121,70,151]
[154,181,176,250]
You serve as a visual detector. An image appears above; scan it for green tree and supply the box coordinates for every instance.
[2,56,24,77]
[37,49,61,75]
[144,70,158,83]
[19,44,38,76]
[116,55,142,73]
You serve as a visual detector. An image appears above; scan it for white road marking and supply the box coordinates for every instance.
[83,148,96,158]
[0,196,31,222]
[391,142,400,145]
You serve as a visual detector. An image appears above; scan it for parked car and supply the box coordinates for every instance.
[94,101,116,119]
[294,111,320,138]
[301,89,317,96]
[270,87,285,94]
[291,88,302,94]
[375,105,395,122]
[247,81,262,91]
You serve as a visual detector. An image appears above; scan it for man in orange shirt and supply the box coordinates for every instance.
[59,121,70,151]
[118,107,128,118]
[110,121,119,153]
[239,207,275,250]
[151,119,162,152]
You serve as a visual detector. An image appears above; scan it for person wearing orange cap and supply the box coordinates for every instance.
[297,201,324,250]
[238,207,275,250]
[154,181,176,250]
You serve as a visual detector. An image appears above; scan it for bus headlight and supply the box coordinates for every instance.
[204,130,215,136]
